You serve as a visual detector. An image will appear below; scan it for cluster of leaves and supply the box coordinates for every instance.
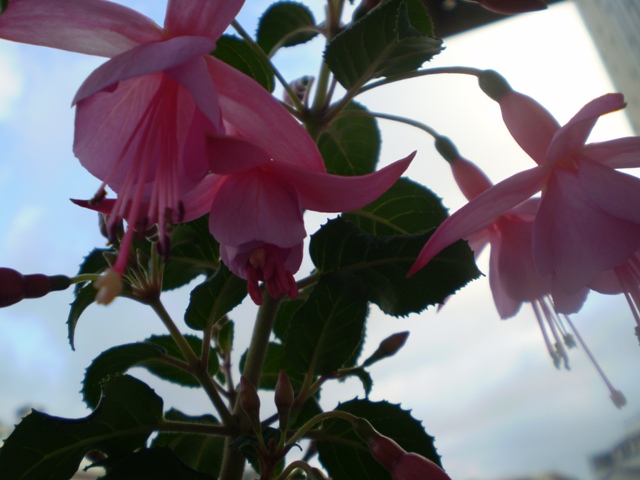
[0,1,480,479]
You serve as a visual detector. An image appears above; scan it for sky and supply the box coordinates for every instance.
[0,1,638,480]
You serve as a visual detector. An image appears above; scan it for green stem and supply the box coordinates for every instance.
[218,295,282,480]
[358,66,483,95]
[344,108,441,139]
[159,420,238,437]
[285,410,358,448]
[70,273,100,284]
[272,460,316,480]
[150,300,199,366]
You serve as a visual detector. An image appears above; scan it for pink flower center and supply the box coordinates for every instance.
[244,244,298,305]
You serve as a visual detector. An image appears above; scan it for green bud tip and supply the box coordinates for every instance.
[478,69,512,101]
[434,136,460,163]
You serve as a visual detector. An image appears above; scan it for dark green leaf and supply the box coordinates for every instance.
[285,273,368,376]
[163,216,219,291]
[0,375,164,480]
[144,334,219,388]
[257,1,318,55]
[0,1,9,14]
[67,283,97,350]
[343,178,448,235]
[100,447,216,480]
[324,0,442,91]
[212,35,275,92]
[83,342,166,409]
[240,343,305,390]
[347,368,373,396]
[273,298,304,342]
[318,102,381,176]
[310,218,480,316]
[152,409,223,477]
[316,399,442,480]
[184,265,247,330]
[74,248,110,294]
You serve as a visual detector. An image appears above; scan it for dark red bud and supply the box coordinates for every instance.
[239,376,261,430]
[274,370,295,428]
[391,452,452,480]
[0,268,71,308]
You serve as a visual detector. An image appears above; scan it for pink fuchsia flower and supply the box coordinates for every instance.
[411,73,640,310]
[352,417,451,480]
[187,136,415,305]
[433,147,626,406]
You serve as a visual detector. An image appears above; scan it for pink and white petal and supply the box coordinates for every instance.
[499,90,559,165]
[450,157,493,200]
[582,137,640,168]
[73,36,216,104]
[409,166,548,276]
[70,198,116,215]
[181,174,224,222]
[0,0,162,57]
[206,137,272,174]
[533,169,640,293]
[271,152,415,213]
[208,57,326,172]
[208,170,305,248]
[546,94,626,164]
[165,0,244,40]
[580,158,640,224]
[552,287,589,315]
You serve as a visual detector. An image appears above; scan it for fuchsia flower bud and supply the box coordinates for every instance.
[353,418,452,480]
[0,268,71,308]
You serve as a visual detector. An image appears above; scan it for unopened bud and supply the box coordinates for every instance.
[434,136,460,163]
[0,268,71,308]
[478,69,512,101]
[239,376,261,432]
[362,332,409,367]
[284,76,314,107]
[274,370,295,430]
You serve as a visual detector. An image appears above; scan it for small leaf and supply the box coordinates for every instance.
[285,273,368,376]
[343,178,448,236]
[324,0,442,91]
[212,35,275,92]
[310,218,480,316]
[184,265,247,330]
[99,447,216,480]
[316,399,442,480]
[74,248,110,294]
[163,215,219,291]
[152,410,224,477]
[0,375,164,480]
[318,102,381,176]
[257,1,318,55]
[239,343,305,390]
[67,283,97,350]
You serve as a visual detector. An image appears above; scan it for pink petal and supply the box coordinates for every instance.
[206,137,271,174]
[546,93,626,164]
[552,287,589,315]
[270,152,415,213]
[582,137,640,168]
[165,0,244,40]
[409,166,548,276]
[74,73,213,189]
[499,90,559,165]
[74,36,216,104]
[208,169,305,248]
[450,157,493,200]
[0,0,162,57]
[533,169,640,293]
[488,235,522,319]
[208,57,327,173]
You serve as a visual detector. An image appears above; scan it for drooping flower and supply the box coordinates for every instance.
[0,0,328,304]
[186,136,415,305]
[431,146,626,406]
[410,72,640,320]
[467,0,547,14]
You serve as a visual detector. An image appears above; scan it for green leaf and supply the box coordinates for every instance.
[0,1,8,14]
[163,215,219,291]
[212,35,275,92]
[74,248,110,294]
[144,334,219,387]
[316,399,442,480]
[257,1,318,56]
[273,298,304,342]
[152,410,224,477]
[100,447,216,480]
[67,283,97,350]
[324,0,442,91]
[240,343,305,390]
[343,178,448,235]
[0,375,164,480]
[285,273,368,376]
[83,342,166,409]
[309,218,480,316]
[318,102,381,176]
[184,265,247,330]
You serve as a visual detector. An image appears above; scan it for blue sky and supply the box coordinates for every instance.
[0,2,638,479]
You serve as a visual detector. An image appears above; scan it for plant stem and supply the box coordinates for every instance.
[218,295,282,480]
[285,410,359,447]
